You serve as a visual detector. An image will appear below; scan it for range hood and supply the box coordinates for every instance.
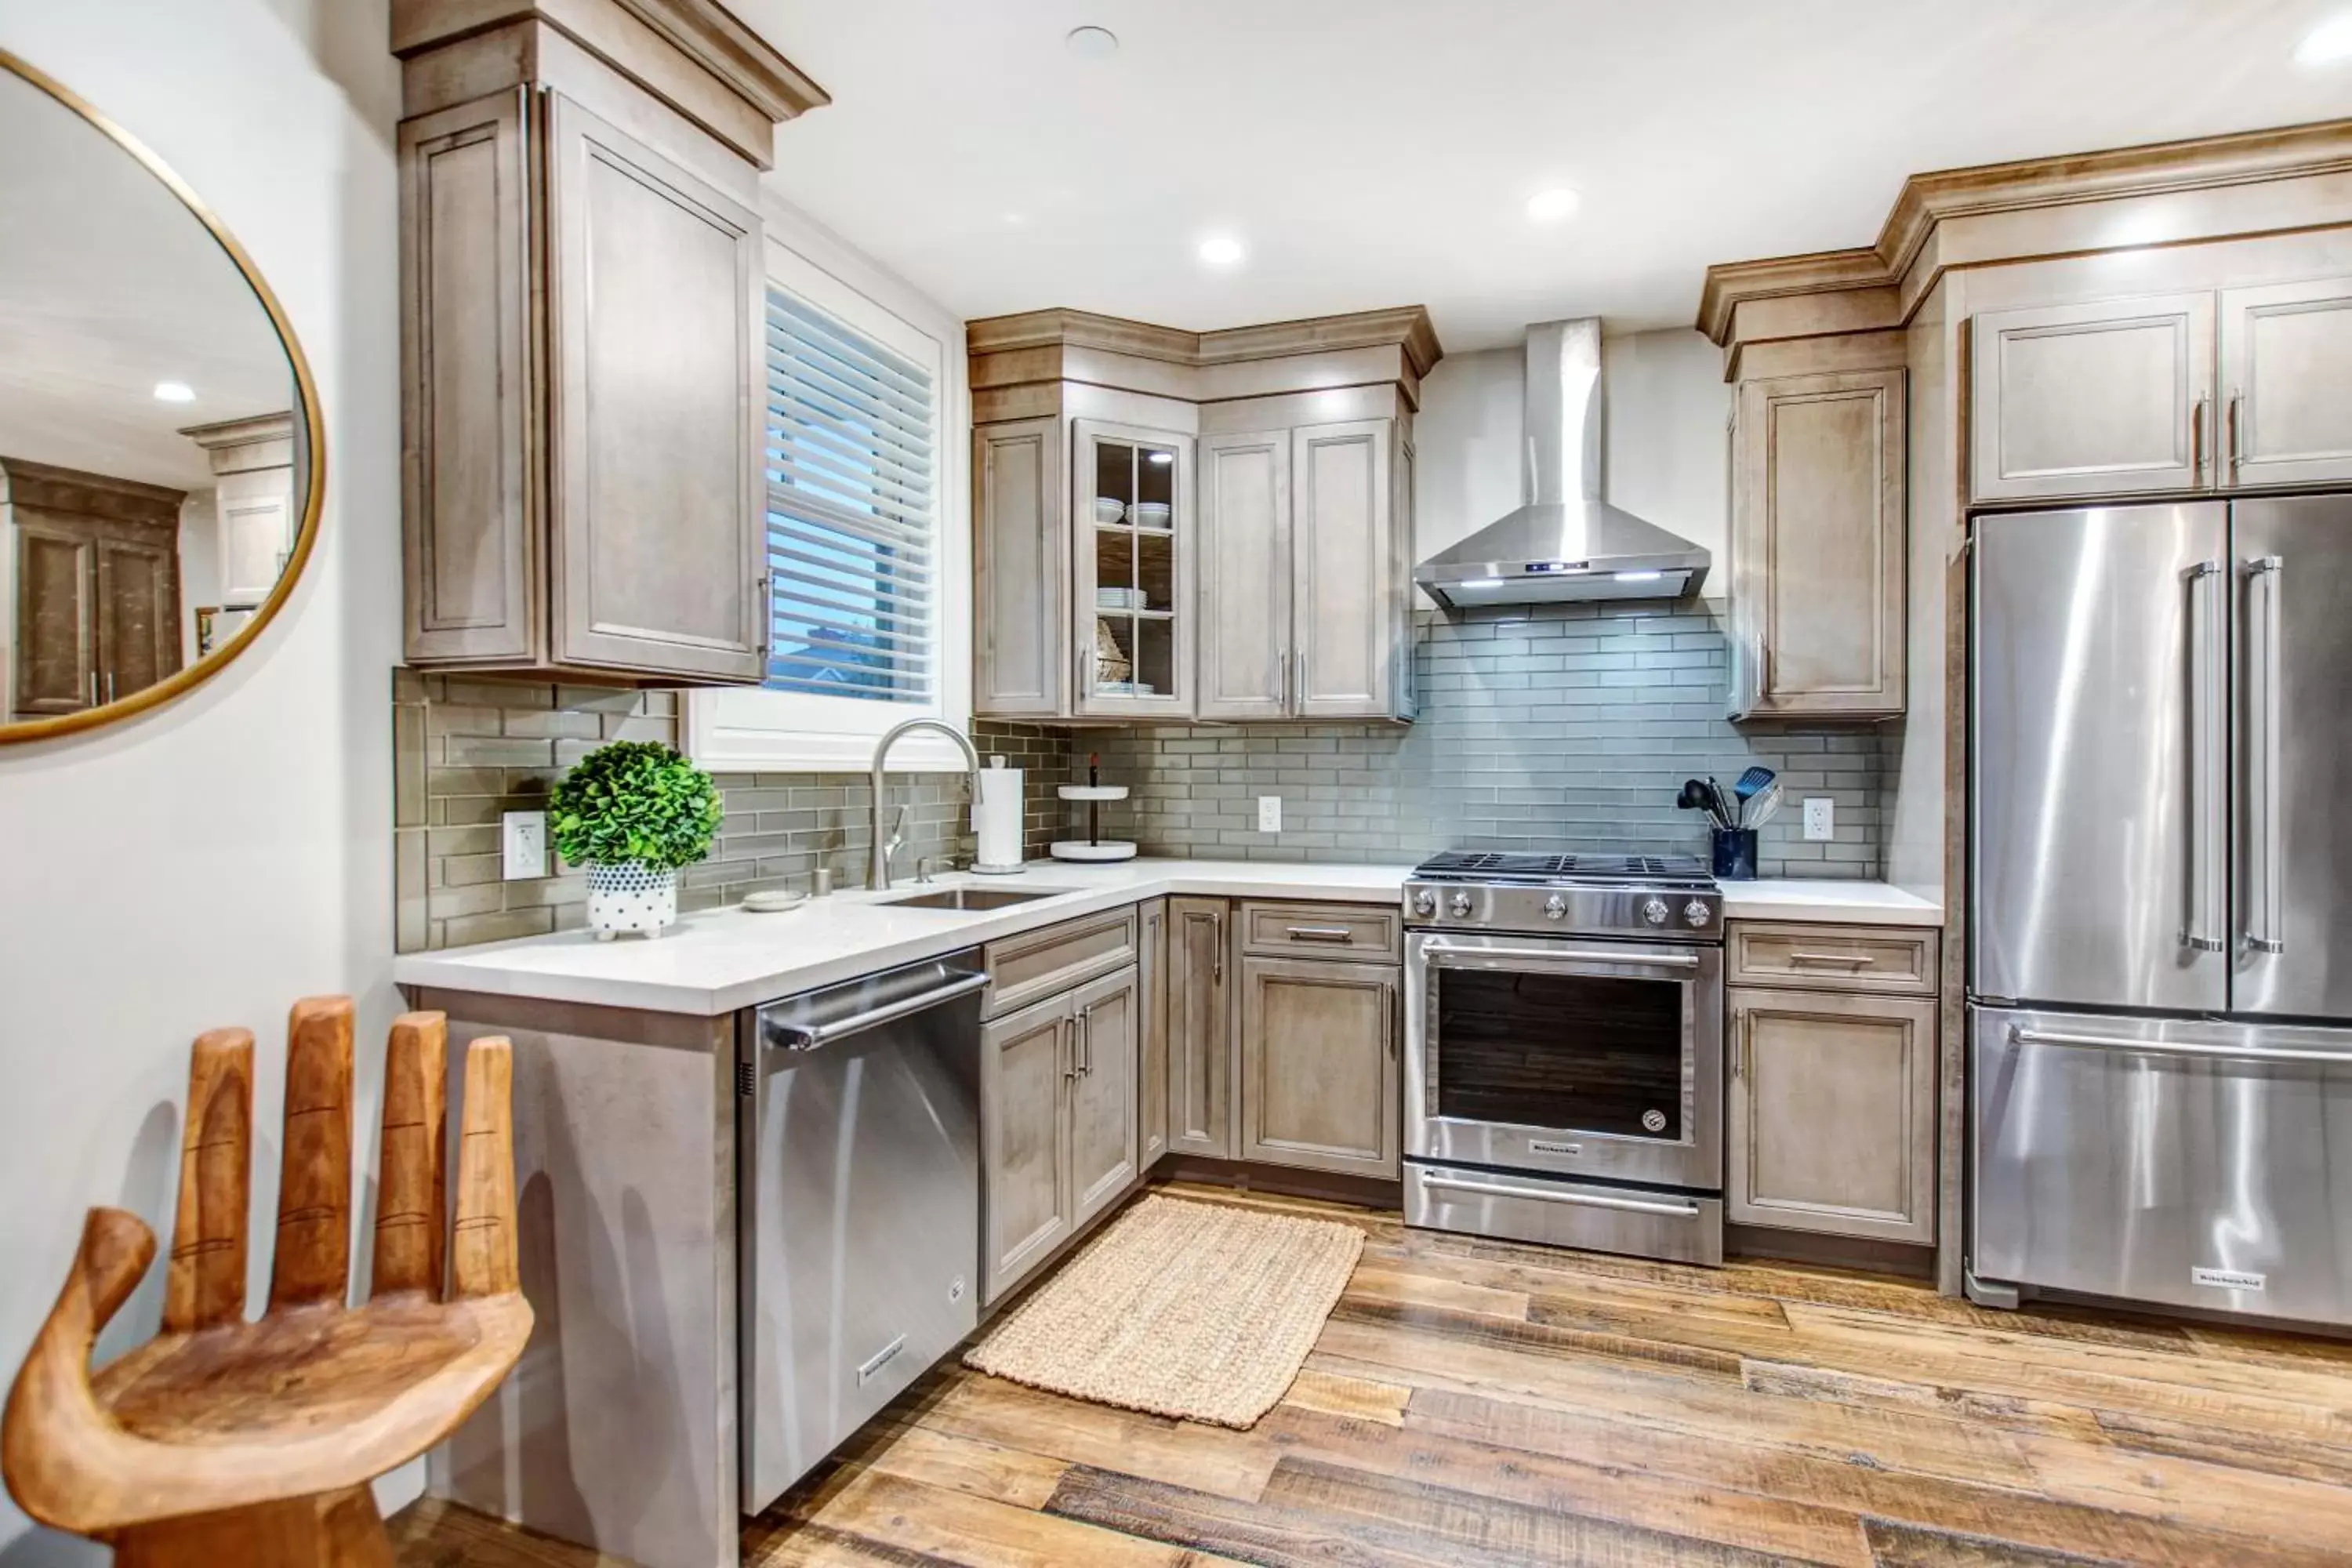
[1415,318,1710,608]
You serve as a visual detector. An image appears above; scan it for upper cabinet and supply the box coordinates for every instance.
[389,0,827,686]
[1727,365,1907,720]
[968,307,1438,724]
[1970,278,2352,504]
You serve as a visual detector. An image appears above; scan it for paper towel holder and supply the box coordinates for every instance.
[971,755,1029,876]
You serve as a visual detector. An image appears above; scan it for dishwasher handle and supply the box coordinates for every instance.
[763,969,989,1052]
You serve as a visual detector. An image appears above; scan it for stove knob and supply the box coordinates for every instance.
[1544,895,1567,921]
[1642,897,1670,927]
[1449,891,1474,918]
[1412,890,1436,917]
[1684,900,1711,928]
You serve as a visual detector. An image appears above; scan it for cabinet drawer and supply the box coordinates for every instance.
[1236,901,1401,962]
[1728,923,1938,996]
[983,906,1138,1018]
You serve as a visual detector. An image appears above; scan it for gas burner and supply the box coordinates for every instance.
[1404,846,1721,940]
[1414,850,1711,885]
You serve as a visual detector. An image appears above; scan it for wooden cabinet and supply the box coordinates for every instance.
[398,86,764,684]
[979,965,1142,1305]
[1237,956,1399,1178]
[180,414,298,608]
[1196,419,1410,721]
[1165,897,1232,1159]
[1073,419,1194,718]
[1728,368,1906,720]
[3,458,181,720]
[974,417,1066,717]
[1138,898,1170,1165]
[2220,276,2352,490]
[1728,988,1938,1244]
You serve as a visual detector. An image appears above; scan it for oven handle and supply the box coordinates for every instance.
[1418,940,1702,971]
[1417,1171,1703,1220]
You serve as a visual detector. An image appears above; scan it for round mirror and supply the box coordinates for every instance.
[0,49,321,744]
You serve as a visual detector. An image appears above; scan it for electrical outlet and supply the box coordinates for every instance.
[1802,797,1835,842]
[1257,795,1282,833]
[503,809,548,879]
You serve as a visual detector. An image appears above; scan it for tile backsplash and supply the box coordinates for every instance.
[395,598,1893,953]
[392,670,1064,953]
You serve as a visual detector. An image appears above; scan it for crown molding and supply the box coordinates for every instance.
[967,304,1443,377]
[612,0,829,120]
[1698,116,2352,345]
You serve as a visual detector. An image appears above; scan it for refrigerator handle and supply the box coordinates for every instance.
[2183,560,2227,954]
[2247,554,2285,956]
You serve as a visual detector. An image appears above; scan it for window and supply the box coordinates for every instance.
[688,223,967,771]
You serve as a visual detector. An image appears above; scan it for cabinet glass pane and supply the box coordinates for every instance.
[1092,441,1136,517]
[1134,443,1175,531]
[1131,617,1174,695]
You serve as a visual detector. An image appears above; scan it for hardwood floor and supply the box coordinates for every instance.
[391,1181,2352,1566]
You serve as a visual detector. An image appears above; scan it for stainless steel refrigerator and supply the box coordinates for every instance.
[1969,494,2352,1325]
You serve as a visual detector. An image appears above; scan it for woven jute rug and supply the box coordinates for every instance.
[962,1193,1363,1428]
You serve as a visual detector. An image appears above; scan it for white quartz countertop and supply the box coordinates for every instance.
[391,858,1943,1016]
[1720,879,1943,926]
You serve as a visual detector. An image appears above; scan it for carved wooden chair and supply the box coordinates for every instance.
[3,998,533,1567]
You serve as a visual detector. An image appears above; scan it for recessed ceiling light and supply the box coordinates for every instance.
[1526,187,1582,224]
[153,381,194,402]
[1197,234,1246,267]
[1065,25,1119,60]
[2298,14,2352,64]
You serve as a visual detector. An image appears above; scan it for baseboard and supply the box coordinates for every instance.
[1724,1221,1935,1279]
[1152,1154,1403,1213]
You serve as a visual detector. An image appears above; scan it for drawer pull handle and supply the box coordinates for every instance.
[1419,1171,1701,1219]
[1285,925,1356,943]
[1789,951,1875,967]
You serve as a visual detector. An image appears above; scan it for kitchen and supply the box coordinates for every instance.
[5,4,2352,1567]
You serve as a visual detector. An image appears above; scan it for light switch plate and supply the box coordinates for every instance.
[503,809,549,879]
[1802,797,1835,842]
[1257,795,1282,833]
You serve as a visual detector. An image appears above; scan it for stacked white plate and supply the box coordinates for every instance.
[1095,587,1147,610]
[1131,502,1172,528]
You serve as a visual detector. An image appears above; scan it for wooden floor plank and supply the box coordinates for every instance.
[396,1185,2352,1568]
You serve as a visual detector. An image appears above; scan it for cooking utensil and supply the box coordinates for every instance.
[1733,766,1776,807]
[1708,777,1737,829]
[1746,781,1784,829]
[1677,779,1728,829]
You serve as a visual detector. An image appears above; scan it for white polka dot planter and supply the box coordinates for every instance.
[586,861,678,940]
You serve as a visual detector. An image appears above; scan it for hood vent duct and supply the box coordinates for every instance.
[1414,318,1710,608]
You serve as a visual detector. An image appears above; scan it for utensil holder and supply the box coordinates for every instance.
[1711,827,1759,880]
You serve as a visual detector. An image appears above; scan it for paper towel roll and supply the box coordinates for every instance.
[973,760,1024,872]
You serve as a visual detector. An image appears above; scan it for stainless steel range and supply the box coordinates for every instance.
[1403,851,1726,1265]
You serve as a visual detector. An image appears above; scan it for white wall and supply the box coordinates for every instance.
[0,3,404,1559]
[1413,327,1730,604]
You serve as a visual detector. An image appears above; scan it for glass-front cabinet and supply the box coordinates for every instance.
[1070,419,1193,718]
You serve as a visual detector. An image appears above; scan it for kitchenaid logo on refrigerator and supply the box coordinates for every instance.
[2191,1266,2267,1292]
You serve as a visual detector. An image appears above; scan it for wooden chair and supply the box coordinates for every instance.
[2,998,533,1567]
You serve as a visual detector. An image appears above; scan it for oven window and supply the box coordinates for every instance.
[1434,969,1684,1139]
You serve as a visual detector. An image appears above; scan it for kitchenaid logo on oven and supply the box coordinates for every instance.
[2191,1266,2266,1292]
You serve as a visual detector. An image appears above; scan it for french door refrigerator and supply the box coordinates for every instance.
[1970,495,2352,1325]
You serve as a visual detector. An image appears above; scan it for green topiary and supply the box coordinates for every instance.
[548,740,723,873]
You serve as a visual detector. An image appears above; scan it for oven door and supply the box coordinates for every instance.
[1406,931,1723,1190]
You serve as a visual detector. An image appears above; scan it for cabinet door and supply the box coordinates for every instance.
[1073,419,1193,718]
[1138,898,1170,1165]
[981,994,1073,1305]
[1292,419,1395,718]
[398,89,535,663]
[1733,369,1905,718]
[1391,427,1418,721]
[1727,988,1936,1243]
[546,92,765,682]
[2221,276,2352,490]
[93,535,180,700]
[12,522,93,716]
[974,417,1067,717]
[1196,430,1291,720]
[1165,897,1232,1158]
[1069,967,1140,1229]
[1238,956,1398,1178]
[216,466,294,608]
[1970,292,2215,503]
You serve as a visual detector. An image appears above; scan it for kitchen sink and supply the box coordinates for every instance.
[877,886,1065,911]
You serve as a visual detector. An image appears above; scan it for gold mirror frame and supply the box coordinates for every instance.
[0,47,326,746]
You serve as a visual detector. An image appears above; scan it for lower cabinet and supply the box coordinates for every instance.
[981,965,1140,1305]
[1165,897,1232,1158]
[1726,985,1938,1244]
[1237,956,1399,1178]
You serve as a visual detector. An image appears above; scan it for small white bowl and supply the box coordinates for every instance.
[1093,496,1127,525]
[1132,502,1172,528]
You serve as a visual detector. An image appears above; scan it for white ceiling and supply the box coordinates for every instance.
[740,0,2352,350]
[0,67,295,493]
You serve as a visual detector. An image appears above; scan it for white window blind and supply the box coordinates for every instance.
[764,287,935,703]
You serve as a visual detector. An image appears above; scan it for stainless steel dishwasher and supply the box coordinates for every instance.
[739,949,986,1512]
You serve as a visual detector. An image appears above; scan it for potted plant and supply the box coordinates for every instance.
[548,740,724,940]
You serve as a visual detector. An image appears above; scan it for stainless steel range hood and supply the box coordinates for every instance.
[1415,318,1710,608]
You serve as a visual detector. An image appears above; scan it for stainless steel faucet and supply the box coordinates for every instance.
[868,719,982,891]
